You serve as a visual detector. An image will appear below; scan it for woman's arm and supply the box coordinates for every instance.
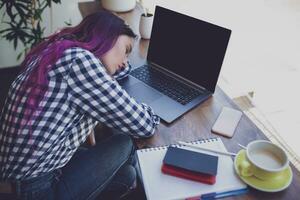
[113,61,132,80]
[66,49,160,138]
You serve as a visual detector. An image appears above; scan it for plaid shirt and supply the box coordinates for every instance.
[0,47,160,180]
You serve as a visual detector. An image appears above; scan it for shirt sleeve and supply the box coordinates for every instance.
[66,50,160,138]
[113,61,132,80]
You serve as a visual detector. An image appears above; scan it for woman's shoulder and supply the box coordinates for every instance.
[61,47,107,76]
[63,47,96,60]
[52,47,103,76]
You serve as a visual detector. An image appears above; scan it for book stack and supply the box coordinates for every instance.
[136,138,247,200]
[162,146,218,184]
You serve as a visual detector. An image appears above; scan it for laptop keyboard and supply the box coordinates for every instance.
[131,65,205,105]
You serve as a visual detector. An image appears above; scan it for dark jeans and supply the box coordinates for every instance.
[0,133,137,200]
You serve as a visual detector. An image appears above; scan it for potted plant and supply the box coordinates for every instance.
[139,2,154,39]
[0,0,62,61]
[101,0,136,12]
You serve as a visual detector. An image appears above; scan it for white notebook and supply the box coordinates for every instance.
[137,138,247,200]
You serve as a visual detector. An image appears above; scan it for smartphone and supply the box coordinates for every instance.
[211,107,243,138]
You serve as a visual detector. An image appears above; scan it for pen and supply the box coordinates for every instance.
[201,188,248,200]
[238,143,247,149]
[178,141,237,156]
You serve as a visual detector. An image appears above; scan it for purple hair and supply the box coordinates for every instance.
[19,11,136,131]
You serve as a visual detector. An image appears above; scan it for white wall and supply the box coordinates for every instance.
[152,0,300,156]
[0,0,84,68]
[152,0,300,95]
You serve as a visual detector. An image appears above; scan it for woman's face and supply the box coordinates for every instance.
[100,35,134,75]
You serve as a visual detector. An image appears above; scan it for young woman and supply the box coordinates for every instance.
[0,11,160,200]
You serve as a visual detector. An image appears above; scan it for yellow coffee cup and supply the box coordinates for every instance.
[238,140,289,181]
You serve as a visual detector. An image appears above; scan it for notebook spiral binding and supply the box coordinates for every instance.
[139,137,219,153]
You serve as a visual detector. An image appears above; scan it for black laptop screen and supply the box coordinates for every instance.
[147,6,231,93]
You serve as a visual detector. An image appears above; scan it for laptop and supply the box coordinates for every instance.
[120,6,231,123]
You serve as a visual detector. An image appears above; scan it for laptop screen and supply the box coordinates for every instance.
[147,6,231,93]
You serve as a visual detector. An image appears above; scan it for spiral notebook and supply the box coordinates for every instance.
[137,138,247,200]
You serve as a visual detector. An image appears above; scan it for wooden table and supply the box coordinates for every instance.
[132,42,300,199]
[80,2,300,199]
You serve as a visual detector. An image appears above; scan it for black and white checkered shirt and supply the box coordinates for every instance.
[0,47,160,180]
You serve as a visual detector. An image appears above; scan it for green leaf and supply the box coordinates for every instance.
[53,0,62,4]
[64,19,72,26]
[1,0,64,59]
[0,2,5,10]
[45,0,52,7]
[0,28,12,35]
[16,1,31,19]
[6,30,16,41]
[33,9,42,20]
[5,2,16,23]
[1,10,6,20]
[13,37,18,49]
[17,51,24,60]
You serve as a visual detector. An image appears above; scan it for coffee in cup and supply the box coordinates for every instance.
[238,140,289,181]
